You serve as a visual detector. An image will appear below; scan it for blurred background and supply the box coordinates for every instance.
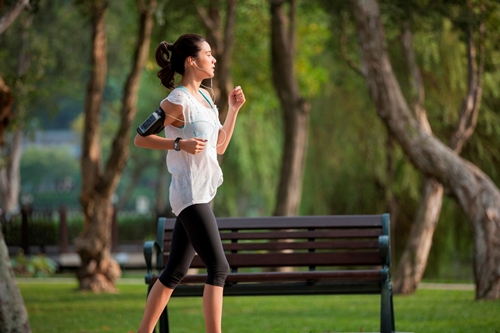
[1,0,500,286]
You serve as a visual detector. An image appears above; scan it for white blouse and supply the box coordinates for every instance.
[163,87,223,216]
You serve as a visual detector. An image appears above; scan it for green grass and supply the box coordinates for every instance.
[18,279,500,333]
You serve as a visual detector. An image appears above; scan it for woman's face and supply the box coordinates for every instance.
[194,41,216,78]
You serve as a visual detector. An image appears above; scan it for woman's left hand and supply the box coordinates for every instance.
[229,86,245,110]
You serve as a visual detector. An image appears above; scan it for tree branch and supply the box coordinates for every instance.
[288,0,296,54]
[400,20,431,134]
[222,0,237,62]
[340,12,363,77]
[449,1,485,153]
[103,0,157,190]
[0,0,30,36]
[136,0,145,12]
[197,6,217,32]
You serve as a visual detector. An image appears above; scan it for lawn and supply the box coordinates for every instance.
[18,279,500,333]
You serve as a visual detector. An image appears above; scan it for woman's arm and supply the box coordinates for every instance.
[134,100,207,154]
[217,86,245,154]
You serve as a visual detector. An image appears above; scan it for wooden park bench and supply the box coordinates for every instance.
[143,214,395,333]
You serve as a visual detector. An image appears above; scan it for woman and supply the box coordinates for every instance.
[132,34,245,333]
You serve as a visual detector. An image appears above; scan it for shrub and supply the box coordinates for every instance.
[10,252,58,277]
[2,219,57,247]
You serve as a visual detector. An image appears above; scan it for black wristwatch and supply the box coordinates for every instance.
[174,137,182,151]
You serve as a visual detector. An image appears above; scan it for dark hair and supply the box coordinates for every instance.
[155,34,206,90]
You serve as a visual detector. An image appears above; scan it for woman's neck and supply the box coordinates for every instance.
[178,79,202,95]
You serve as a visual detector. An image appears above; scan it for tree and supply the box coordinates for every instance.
[0,1,32,332]
[351,0,500,300]
[270,0,310,216]
[74,0,157,292]
[393,2,486,293]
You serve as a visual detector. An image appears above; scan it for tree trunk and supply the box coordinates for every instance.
[75,1,116,292]
[270,0,310,217]
[197,0,236,124]
[393,178,443,293]
[394,12,485,294]
[0,227,31,333]
[351,0,500,300]
[0,130,22,214]
[197,0,237,169]
[75,0,157,292]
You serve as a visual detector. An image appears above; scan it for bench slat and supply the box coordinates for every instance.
[162,215,384,230]
[188,270,382,283]
[222,240,380,251]
[149,270,382,285]
[162,240,380,253]
[184,282,385,297]
[220,229,382,240]
[185,251,382,268]
[163,229,382,242]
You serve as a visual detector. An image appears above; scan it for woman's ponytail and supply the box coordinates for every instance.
[155,42,175,90]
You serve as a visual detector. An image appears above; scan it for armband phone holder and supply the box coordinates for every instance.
[137,107,166,136]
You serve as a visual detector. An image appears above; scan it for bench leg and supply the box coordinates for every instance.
[380,278,395,333]
[159,305,169,333]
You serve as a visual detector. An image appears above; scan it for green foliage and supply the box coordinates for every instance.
[2,211,158,249]
[0,0,90,130]
[20,146,80,207]
[3,218,58,246]
[215,110,282,216]
[10,252,58,277]
[212,2,274,216]
[296,4,331,98]
[65,212,158,242]
[115,213,157,241]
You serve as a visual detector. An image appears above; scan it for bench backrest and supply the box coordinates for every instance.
[156,214,390,272]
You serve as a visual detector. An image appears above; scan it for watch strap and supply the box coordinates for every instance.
[174,137,182,151]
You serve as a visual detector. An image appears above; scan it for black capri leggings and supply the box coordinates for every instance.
[159,203,230,289]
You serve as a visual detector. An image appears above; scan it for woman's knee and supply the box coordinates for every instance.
[207,258,230,287]
[159,269,189,289]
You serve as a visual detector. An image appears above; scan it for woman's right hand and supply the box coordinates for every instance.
[179,138,207,154]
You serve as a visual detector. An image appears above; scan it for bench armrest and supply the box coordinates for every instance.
[143,240,161,284]
[378,235,390,267]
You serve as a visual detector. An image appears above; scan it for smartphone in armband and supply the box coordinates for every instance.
[137,107,166,136]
